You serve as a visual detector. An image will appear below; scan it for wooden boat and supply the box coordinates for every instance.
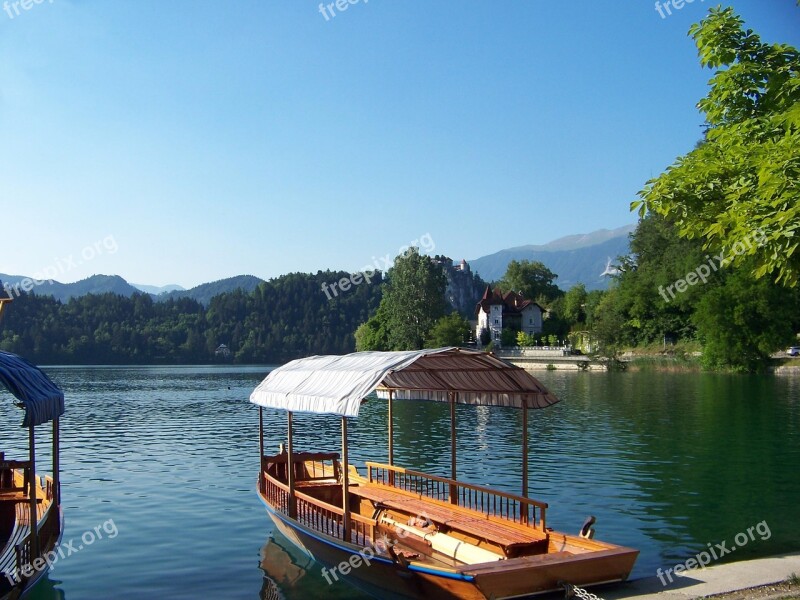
[250,348,638,599]
[0,297,65,599]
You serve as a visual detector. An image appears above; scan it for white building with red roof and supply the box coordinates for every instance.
[475,286,544,345]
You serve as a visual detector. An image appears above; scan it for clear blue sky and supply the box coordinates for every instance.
[1,1,798,288]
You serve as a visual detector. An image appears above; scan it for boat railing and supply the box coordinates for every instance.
[0,460,32,494]
[365,462,548,532]
[263,471,376,547]
[261,452,340,487]
[13,475,59,584]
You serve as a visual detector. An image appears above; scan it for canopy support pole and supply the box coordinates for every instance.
[521,401,529,524]
[341,417,350,541]
[28,425,39,558]
[449,392,457,504]
[259,407,264,458]
[388,390,394,487]
[53,417,60,510]
[387,390,394,466]
[287,412,296,519]
[258,407,264,492]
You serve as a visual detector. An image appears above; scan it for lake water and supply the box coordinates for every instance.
[1,366,799,599]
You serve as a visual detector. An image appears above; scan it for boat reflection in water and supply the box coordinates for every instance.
[259,531,310,600]
[259,530,371,600]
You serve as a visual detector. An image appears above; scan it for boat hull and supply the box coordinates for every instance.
[260,493,483,600]
[0,503,64,600]
[258,490,637,600]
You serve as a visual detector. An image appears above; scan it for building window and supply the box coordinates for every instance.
[494,319,499,325]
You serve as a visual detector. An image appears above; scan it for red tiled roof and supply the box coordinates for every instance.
[475,286,543,316]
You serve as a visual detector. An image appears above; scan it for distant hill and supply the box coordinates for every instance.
[132,283,185,295]
[0,273,142,302]
[469,224,635,290]
[2,226,634,305]
[0,273,263,305]
[159,275,264,306]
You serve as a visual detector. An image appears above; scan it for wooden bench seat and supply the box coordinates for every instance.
[351,483,547,550]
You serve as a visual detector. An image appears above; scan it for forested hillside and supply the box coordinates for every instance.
[0,271,381,364]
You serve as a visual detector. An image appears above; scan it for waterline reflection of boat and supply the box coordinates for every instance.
[259,530,370,600]
[260,532,313,599]
[250,348,638,599]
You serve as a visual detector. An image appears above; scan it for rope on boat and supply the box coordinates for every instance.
[561,582,605,600]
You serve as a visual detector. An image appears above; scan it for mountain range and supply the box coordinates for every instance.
[0,224,635,304]
[0,273,265,305]
[469,224,635,289]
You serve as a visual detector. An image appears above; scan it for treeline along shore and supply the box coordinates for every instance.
[0,271,381,365]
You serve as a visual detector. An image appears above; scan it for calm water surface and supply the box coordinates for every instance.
[1,366,798,599]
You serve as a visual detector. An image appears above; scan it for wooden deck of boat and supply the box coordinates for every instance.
[349,481,548,552]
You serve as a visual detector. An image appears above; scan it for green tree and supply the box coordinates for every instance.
[500,328,518,347]
[611,214,710,347]
[563,284,588,325]
[380,248,448,350]
[516,331,535,347]
[634,7,800,286]
[354,309,390,351]
[693,266,800,371]
[584,289,605,329]
[591,288,628,358]
[0,270,383,364]
[498,260,562,305]
[425,313,471,347]
[539,295,570,341]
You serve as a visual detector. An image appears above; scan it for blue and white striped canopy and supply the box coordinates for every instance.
[0,351,65,427]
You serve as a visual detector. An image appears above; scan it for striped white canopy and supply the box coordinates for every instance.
[250,347,559,418]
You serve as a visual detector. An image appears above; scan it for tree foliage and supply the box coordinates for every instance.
[354,248,449,351]
[563,283,588,325]
[354,303,390,352]
[693,266,799,371]
[634,7,800,286]
[0,270,381,364]
[425,312,471,348]
[497,260,562,306]
[383,248,448,350]
[590,214,800,369]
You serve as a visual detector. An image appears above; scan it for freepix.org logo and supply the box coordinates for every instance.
[4,519,118,585]
[3,0,54,21]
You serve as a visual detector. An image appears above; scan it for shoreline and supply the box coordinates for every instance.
[501,354,800,373]
[589,552,800,600]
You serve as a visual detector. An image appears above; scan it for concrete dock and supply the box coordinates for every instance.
[595,553,800,599]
